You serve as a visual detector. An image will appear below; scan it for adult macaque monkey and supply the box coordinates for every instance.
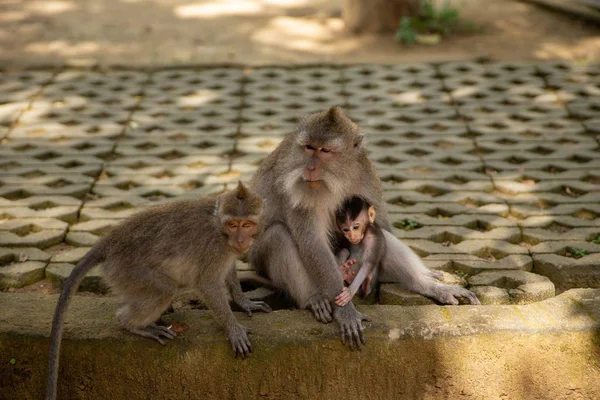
[249,106,479,349]
[46,181,271,400]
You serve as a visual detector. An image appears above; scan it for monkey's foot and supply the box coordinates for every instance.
[430,284,481,305]
[307,294,333,323]
[428,269,444,281]
[228,323,252,358]
[333,302,370,350]
[236,299,272,317]
[128,324,177,345]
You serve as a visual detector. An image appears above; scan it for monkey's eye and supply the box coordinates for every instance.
[241,221,253,229]
[353,226,359,231]
[342,228,350,233]
[227,222,237,229]
[321,148,331,153]
[305,144,316,151]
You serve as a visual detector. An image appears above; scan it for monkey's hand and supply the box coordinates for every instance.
[333,302,370,350]
[430,283,481,305]
[307,293,333,323]
[235,299,272,317]
[339,258,357,284]
[334,287,354,307]
[228,323,253,359]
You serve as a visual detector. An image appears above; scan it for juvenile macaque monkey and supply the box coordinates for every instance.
[46,181,271,400]
[250,106,479,349]
[334,196,384,307]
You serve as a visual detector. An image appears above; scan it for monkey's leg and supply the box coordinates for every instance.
[226,265,272,316]
[380,230,480,305]
[250,223,329,320]
[117,295,177,345]
[114,272,178,345]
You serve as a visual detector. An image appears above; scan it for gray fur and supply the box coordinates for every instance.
[249,106,480,349]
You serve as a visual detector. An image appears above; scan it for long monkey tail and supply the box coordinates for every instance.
[45,245,106,400]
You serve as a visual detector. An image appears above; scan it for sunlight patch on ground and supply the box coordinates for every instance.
[175,0,265,18]
[251,16,354,53]
[23,40,135,58]
[534,38,600,62]
[178,90,224,107]
[26,1,76,15]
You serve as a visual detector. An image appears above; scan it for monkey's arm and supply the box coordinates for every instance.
[335,228,381,306]
[226,265,272,316]
[198,275,253,358]
[288,213,345,299]
[336,248,350,266]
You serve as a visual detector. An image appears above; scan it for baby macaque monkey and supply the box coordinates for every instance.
[46,181,271,400]
[334,196,385,307]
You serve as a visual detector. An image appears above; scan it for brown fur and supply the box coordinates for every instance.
[46,182,270,400]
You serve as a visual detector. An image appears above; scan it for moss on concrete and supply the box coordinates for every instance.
[1,290,600,399]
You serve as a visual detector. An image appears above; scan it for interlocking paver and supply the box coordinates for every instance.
[0,61,598,301]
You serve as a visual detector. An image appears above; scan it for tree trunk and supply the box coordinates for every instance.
[343,0,421,34]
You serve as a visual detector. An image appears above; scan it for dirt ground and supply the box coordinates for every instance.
[0,0,599,68]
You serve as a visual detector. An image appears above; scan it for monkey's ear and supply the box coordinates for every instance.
[368,206,376,223]
[236,181,248,200]
[327,106,344,122]
[354,133,365,149]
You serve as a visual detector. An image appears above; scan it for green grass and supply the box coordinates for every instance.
[396,0,480,45]
[567,247,588,259]
[395,219,422,231]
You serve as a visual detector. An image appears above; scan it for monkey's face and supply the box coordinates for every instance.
[301,143,336,189]
[224,218,259,254]
[337,204,375,245]
[338,219,367,245]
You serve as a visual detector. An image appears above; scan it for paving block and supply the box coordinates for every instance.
[0,218,67,248]
[393,226,521,244]
[385,201,509,216]
[91,184,223,201]
[403,239,528,258]
[530,241,600,256]
[423,254,533,274]
[0,162,103,177]
[533,253,600,293]
[519,215,600,229]
[46,263,109,294]
[65,232,100,247]
[50,247,91,264]
[390,213,517,229]
[0,247,51,263]
[458,102,567,121]
[0,205,80,223]
[0,261,47,289]
[566,99,600,120]
[522,227,600,245]
[467,270,555,305]
[384,190,505,207]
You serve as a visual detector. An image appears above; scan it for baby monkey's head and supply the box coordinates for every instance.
[335,196,376,245]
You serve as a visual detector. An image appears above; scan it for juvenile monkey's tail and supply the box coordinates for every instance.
[45,245,106,400]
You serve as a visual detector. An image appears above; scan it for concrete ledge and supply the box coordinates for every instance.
[1,290,600,399]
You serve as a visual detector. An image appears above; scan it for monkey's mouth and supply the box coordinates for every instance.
[233,245,249,254]
[348,233,364,245]
[305,180,323,188]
